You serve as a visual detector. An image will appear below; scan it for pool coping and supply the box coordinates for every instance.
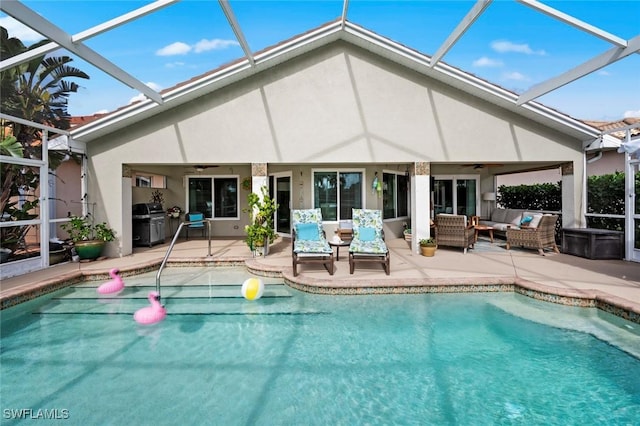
[2,257,639,324]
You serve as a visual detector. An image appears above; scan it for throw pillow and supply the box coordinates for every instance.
[520,215,533,225]
[510,213,523,226]
[523,211,544,228]
[296,223,320,241]
[359,227,376,242]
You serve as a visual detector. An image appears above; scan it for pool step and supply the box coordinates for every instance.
[35,284,324,316]
[35,300,325,316]
[55,284,292,300]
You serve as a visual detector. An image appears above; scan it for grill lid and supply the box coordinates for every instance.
[132,203,165,217]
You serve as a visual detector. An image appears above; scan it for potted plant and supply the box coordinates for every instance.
[61,215,117,260]
[243,186,278,256]
[167,205,183,218]
[402,222,412,243]
[150,189,164,205]
[419,237,437,257]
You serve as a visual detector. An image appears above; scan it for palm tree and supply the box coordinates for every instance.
[1,25,90,144]
[1,26,90,250]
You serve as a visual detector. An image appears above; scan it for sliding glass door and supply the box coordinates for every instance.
[433,175,479,217]
[269,172,292,236]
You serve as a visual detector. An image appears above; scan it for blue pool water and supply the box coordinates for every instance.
[1,267,639,425]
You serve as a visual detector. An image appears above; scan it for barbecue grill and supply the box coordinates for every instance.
[132,203,165,247]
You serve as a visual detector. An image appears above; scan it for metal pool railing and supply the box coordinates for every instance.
[155,218,209,301]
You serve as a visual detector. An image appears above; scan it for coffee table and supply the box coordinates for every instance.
[328,240,350,261]
[474,225,494,243]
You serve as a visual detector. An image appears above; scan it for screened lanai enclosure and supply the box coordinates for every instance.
[1,0,639,278]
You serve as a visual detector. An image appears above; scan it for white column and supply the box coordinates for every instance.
[251,163,268,199]
[411,162,431,254]
[561,162,583,229]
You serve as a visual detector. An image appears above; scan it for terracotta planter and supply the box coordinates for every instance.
[420,245,437,257]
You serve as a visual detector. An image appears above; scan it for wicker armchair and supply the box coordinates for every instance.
[506,214,560,256]
[434,214,475,254]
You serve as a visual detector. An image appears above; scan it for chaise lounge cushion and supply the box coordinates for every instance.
[293,239,333,254]
[291,208,334,277]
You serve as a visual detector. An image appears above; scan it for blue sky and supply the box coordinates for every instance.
[1,0,639,121]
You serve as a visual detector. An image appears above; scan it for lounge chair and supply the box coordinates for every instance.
[291,208,334,276]
[348,208,390,275]
[506,214,560,256]
[434,214,475,253]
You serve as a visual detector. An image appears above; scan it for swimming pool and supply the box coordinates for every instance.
[2,267,639,424]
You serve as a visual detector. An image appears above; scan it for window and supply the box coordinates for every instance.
[135,176,151,187]
[213,177,238,218]
[132,172,166,188]
[383,171,409,219]
[188,176,239,219]
[313,170,363,221]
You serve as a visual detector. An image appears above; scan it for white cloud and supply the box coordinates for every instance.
[193,38,239,53]
[145,82,162,91]
[624,110,640,118]
[472,56,503,67]
[156,39,239,56]
[491,40,546,55]
[597,70,611,76]
[165,61,186,68]
[0,16,44,43]
[128,82,163,104]
[502,71,528,81]
[156,42,191,56]
[129,94,145,104]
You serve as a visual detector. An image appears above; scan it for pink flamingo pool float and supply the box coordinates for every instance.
[134,291,167,325]
[97,268,125,294]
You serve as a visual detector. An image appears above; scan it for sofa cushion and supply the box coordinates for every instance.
[492,223,516,232]
[491,208,508,223]
[507,209,523,226]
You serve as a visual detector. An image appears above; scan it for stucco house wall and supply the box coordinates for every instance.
[84,41,586,257]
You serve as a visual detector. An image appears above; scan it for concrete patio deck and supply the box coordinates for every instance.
[1,236,639,322]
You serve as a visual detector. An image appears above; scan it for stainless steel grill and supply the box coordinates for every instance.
[132,203,165,247]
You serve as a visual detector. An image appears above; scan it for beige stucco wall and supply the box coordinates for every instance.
[85,41,585,257]
[587,150,624,175]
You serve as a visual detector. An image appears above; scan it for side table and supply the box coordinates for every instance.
[328,240,350,261]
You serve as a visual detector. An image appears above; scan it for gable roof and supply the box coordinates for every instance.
[70,20,601,144]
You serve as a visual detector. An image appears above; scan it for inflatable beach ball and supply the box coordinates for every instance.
[241,278,264,301]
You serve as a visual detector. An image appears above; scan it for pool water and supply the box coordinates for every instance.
[1,267,639,425]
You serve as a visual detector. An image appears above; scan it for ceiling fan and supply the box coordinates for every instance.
[461,163,504,170]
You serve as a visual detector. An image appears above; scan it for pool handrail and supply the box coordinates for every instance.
[155,217,209,301]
